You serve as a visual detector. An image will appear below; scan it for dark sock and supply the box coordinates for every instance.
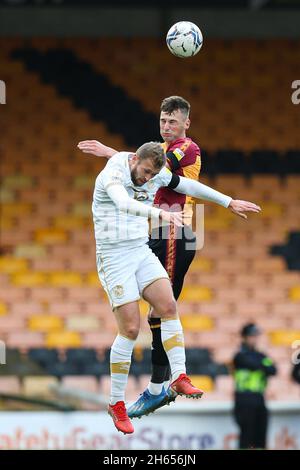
[148,317,170,384]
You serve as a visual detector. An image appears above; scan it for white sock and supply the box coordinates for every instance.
[110,334,136,405]
[147,382,164,395]
[161,318,186,382]
[163,380,170,391]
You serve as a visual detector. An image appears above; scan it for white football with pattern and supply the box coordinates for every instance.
[166,21,203,58]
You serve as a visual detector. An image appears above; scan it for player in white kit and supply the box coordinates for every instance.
[92,142,260,434]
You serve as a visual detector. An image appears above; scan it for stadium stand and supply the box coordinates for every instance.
[1,37,300,407]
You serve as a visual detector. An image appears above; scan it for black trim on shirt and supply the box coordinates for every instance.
[167,173,180,189]
[166,151,181,171]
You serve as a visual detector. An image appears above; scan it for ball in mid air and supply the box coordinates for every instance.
[166,21,203,58]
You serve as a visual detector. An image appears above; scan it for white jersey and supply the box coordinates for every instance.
[92,152,172,245]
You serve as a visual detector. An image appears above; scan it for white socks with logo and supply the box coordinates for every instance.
[110,334,136,405]
[161,318,186,382]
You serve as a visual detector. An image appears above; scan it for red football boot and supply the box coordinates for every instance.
[170,373,204,399]
[108,401,134,434]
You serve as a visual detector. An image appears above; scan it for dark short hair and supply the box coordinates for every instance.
[241,323,261,337]
[136,142,166,169]
[160,96,191,118]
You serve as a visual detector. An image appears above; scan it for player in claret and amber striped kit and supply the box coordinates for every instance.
[141,97,203,417]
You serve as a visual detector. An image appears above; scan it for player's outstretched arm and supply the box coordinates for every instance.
[77,140,118,158]
[173,176,261,219]
[106,183,183,227]
[228,200,261,219]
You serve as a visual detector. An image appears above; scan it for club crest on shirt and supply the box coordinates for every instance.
[111,170,124,182]
[131,187,149,201]
[113,285,124,298]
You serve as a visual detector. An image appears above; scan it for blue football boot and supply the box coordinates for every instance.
[127,387,177,419]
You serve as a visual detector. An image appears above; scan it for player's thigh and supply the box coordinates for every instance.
[171,226,196,295]
[114,301,141,340]
[136,245,169,296]
[136,246,176,318]
[96,247,140,309]
[143,279,177,319]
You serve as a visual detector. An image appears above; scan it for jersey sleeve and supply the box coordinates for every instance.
[155,166,174,187]
[102,164,126,190]
[167,141,201,170]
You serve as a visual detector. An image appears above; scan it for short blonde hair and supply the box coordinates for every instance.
[136,142,166,169]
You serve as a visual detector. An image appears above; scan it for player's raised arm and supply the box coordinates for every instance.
[77,140,118,158]
[172,176,261,219]
[105,181,183,227]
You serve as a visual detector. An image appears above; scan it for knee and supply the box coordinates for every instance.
[159,298,177,319]
[121,325,139,340]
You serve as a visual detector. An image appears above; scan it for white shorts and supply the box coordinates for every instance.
[96,239,169,309]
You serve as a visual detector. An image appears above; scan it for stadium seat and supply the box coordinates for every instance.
[73,175,96,189]
[71,202,91,216]
[65,348,98,366]
[187,347,212,362]
[189,375,214,392]
[0,302,7,316]
[45,331,82,348]
[181,286,212,302]
[63,287,102,302]
[28,315,63,332]
[1,218,15,229]
[35,228,68,244]
[6,332,45,349]
[0,188,16,203]
[86,273,100,286]
[48,272,83,287]
[61,375,100,393]
[0,377,21,394]
[14,243,46,258]
[289,286,300,301]
[136,300,149,317]
[28,348,59,367]
[181,315,213,331]
[53,216,89,229]
[2,175,34,189]
[269,330,300,347]
[0,286,28,303]
[252,258,286,273]
[188,258,213,272]
[65,316,100,332]
[11,272,48,287]
[202,217,232,231]
[31,258,68,272]
[0,316,25,332]
[22,376,59,398]
[257,202,283,218]
[2,203,33,217]
[0,355,45,377]
[10,301,45,318]
[213,150,248,175]
[249,150,281,174]
[0,257,28,273]
[44,361,80,377]
[28,287,65,303]
[284,150,300,174]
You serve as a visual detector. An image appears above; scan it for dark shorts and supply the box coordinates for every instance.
[148,224,196,300]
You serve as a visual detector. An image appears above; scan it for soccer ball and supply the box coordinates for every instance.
[166,21,203,58]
